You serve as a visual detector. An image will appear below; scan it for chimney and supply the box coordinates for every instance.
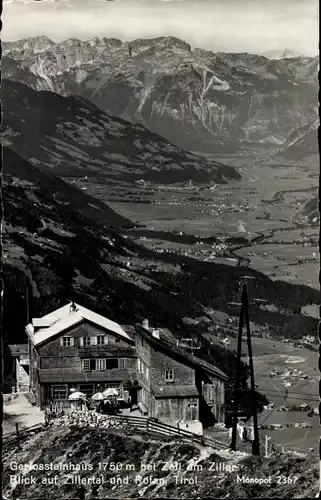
[142,319,149,330]
[70,302,77,314]
[25,324,34,336]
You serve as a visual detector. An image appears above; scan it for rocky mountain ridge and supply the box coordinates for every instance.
[3,35,318,153]
[261,49,305,60]
[277,119,319,159]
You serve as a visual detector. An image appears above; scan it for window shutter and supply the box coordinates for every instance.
[80,337,84,347]
[70,337,74,347]
[91,336,97,345]
[60,337,64,346]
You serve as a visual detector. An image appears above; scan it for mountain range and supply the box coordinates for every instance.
[261,49,304,60]
[2,35,318,153]
[1,79,239,185]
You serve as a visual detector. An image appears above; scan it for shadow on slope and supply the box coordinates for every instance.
[2,79,240,184]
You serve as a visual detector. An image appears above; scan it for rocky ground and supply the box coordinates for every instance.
[2,425,318,499]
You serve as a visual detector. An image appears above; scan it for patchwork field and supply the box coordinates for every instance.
[104,153,319,289]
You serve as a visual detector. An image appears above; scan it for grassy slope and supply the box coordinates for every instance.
[4,148,132,229]
[2,79,240,184]
[277,121,318,160]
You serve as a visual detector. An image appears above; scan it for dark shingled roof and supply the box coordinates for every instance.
[135,325,229,382]
[120,325,137,341]
[9,344,28,356]
[151,384,199,398]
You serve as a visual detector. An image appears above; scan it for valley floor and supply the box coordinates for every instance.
[99,153,319,289]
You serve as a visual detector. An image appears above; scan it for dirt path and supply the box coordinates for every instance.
[3,393,44,435]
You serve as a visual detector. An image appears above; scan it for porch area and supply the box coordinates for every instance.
[40,382,130,410]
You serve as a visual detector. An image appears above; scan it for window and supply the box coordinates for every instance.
[97,335,107,345]
[79,384,94,397]
[52,385,68,400]
[82,359,96,371]
[115,338,120,343]
[83,336,91,346]
[106,359,118,370]
[60,336,74,347]
[96,358,106,371]
[138,359,149,377]
[188,398,198,408]
[83,359,91,371]
[82,358,118,371]
[165,369,174,382]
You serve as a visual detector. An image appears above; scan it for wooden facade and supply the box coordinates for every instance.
[27,308,137,409]
[150,397,199,423]
[24,304,228,427]
[203,378,225,423]
[135,325,228,428]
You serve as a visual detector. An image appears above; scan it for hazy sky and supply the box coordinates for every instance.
[2,0,319,55]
